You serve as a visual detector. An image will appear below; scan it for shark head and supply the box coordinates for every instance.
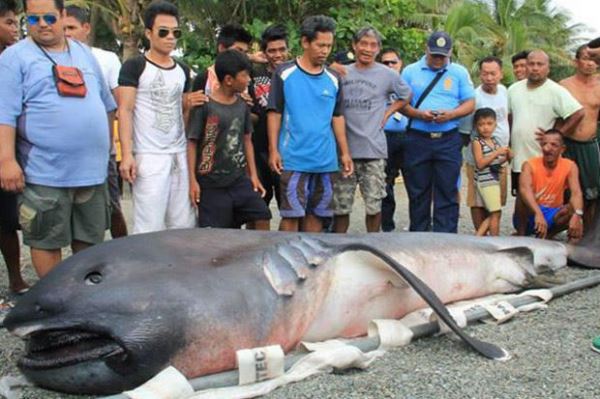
[4,236,189,395]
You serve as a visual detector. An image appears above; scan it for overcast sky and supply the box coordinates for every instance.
[552,0,599,39]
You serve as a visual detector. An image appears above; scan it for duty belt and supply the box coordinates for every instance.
[409,128,457,139]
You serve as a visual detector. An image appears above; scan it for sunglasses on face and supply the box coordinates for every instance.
[157,28,182,39]
[381,60,399,66]
[26,13,58,26]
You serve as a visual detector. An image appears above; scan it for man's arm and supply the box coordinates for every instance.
[186,139,200,208]
[554,108,585,137]
[567,163,584,242]
[0,125,23,192]
[434,98,476,124]
[118,87,137,183]
[400,103,437,123]
[382,100,408,126]
[519,161,547,238]
[332,115,353,177]
[267,111,283,174]
[244,134,265,197]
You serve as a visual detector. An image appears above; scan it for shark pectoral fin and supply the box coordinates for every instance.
[262,237,335,296]
[263,252,299,296]
[497,247,535,271]
[335,243,510,361]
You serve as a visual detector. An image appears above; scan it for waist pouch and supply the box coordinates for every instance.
[52,65,87,98]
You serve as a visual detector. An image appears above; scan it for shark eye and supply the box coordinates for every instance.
[85,272,103,285]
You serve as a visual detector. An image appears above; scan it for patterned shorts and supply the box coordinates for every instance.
[279,171,334,218]
[333,159,387,216]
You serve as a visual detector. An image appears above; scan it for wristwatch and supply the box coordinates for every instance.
[575,209,584,217]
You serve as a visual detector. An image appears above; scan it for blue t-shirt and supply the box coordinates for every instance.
[0,38,117,187]
[401,56,474,132]
[267,60,343,173]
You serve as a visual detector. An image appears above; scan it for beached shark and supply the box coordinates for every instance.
[3,229,599,395]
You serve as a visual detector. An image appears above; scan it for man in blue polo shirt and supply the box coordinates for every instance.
[401,32,475,232]
[0,0,115,277]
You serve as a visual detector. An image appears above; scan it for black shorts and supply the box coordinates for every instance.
[0,188,19,233]
[198,176,272,228]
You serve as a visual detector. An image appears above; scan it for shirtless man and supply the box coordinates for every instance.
[560,45,600,229]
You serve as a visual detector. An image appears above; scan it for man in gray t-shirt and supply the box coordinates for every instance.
[332,27,411,233]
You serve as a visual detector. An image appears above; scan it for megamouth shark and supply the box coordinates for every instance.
[4,228,599,395]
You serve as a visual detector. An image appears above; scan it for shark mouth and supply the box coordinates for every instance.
[19,329,126,370]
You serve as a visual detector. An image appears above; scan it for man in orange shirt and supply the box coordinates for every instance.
[519,129,584,242]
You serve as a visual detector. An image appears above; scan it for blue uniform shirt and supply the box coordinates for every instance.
[401,56,474,132]
[384,112,408,133]
[0,38,116,187]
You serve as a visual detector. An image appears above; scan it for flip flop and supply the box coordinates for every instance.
[591,336,600,354]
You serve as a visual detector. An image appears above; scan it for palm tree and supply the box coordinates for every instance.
[71,0,152,60]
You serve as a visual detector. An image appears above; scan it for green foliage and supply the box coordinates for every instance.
[177,0,426,69]
[83,0,583,80]
[328,0,425,63]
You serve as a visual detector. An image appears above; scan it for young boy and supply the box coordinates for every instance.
[471,108,512,236]
[187,50,271,229]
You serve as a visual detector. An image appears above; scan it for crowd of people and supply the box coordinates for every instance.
[1,0,600,293]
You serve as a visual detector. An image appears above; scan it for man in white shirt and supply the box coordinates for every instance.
[508,49,584,235]
[118,1,195,234]
[64,5,128,238]
[460,56,509,232]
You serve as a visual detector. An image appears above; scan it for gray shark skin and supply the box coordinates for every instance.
[3,229,595,395]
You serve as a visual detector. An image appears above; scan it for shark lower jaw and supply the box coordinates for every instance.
[19,328,127,371]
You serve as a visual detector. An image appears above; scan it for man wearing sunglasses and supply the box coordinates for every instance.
[63,5,128,240]
[0,0,117,277]
[118,0,195,234]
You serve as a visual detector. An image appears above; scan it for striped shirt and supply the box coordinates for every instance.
[473,136,503,186]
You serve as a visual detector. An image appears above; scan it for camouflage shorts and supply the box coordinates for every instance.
[333,159,387,215]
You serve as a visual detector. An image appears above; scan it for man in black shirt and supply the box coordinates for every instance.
[251,24,289,208]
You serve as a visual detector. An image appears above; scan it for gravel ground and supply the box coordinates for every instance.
[1,177,599,399]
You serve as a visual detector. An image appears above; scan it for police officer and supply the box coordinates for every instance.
[400,32,475,232]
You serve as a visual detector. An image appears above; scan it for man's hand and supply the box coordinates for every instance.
[534,127,546,142]
[496,147,510,156]
[189,179,201,208]
[119,154,137,183]
[419,110,437,122]
[251,176,267,198]
[568,214,584,243]
[340,153,353,178]
[186,90,209,108]
[240,92,254,107]
[0,159,24,192]
[248,51,268,64]
[534,211,548,239]
[432,110,455,124]
[588,46,600,64]
[269,151,283,175]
